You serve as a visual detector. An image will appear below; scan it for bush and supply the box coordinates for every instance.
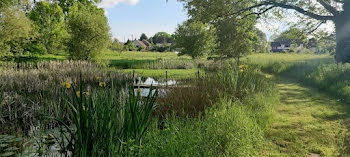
[67,4,110,60]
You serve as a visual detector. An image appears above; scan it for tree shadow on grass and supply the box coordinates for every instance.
[271,76,350,156]
[109,59,157,69]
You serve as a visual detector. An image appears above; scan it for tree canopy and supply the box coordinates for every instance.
[178,0,259,59]
[67,3,110,60]
[274,28,308,44]
[152,32,173,44]
[174,20,216,59]
[0,6,32,56]
[139,33,148,41]
[29,1,68,54]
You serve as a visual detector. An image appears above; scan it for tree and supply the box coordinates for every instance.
[109,39,124,52]
[215,16,257,59]
[139,33,148,41]
[67,3,110,60]
[29,1,68,54]
[152,32,173,44]
[125,42,136,51]
[218,0,349,63]
[0,7,32,57]
[47,0,102,14]
[315,32,336,54]
[254,28,268,53]
[174,20,216,59]
[274,28,307,44]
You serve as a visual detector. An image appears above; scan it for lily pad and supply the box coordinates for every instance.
[1,151,16,157]
[5,147,19,151]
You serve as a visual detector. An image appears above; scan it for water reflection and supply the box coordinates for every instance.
[134,77,177,97]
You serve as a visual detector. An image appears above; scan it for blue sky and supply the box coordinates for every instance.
[101,0,187,42]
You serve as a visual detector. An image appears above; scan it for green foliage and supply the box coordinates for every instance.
[215,16,257,58]
[179,0,258,59]
[125,42,137,51]
[67,3,110,60]
[254,28,269,53]
[139,33,148,41]
[179,0,256,24]
[174,20,216,59]
[109,39,124,52]
[248,53,350,104]
[143,94,277,156]
[64,83,157,156]
[0,135,24,156]
[274,27,307,44]
[152,32,173,44]
[314,32,336,54]
[29,1,68,54]
[0,7,32,57]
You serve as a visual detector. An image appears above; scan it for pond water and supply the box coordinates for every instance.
[134,77,177,97]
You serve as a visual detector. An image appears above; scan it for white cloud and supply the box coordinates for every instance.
[98,0,139,8]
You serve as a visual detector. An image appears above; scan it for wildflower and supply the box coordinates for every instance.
[61,82,71,89]
[99,82,106,87]
[239,64,248,72]
[138,88,142,93]
[83,91,90,96]
[76,91,80,97]
[96,76,102,80]
[65,83,71,89]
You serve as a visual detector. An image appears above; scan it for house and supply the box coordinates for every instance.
[271,40,292,52]
[133,40,152,50]
[142,40,152,50]
[307,38,318,53]
[270,40,307,53]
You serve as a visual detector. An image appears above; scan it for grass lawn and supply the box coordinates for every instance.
[118,69,201,80]
[245,53,333,66]
[264,76,350,156]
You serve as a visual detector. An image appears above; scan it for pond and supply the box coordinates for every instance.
[134,77,177,97]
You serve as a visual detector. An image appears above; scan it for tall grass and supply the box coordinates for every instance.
[248,53,350,104]
[143,95,278,156]
[144,62,278,156]
[0,61,131,135]
[61,82,157,156]
[157,61,275,117]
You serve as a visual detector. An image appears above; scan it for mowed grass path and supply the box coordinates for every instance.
[264,77,350,157]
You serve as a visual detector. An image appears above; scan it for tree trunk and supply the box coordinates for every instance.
[335,2,350,63]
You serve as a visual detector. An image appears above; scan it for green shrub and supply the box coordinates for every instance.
[67,4,110,60]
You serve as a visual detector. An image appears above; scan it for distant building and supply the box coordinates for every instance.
[142,40,152,50]
[133,40,152,50]
[270,39,316,53]
[271,40,292,52]
[307,38,318,53]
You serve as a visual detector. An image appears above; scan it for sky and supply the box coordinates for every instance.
[99,0,187,42]
[98,0,335,42]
